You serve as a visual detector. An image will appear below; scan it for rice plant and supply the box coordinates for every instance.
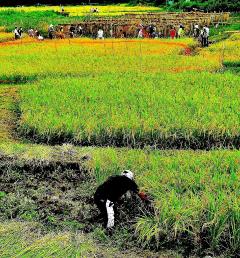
[18,70,240,148]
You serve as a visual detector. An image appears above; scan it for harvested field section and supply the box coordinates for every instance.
[0,221,114,258]
[0,145,239,256]
[19,72,240,148]
[0,221,176,258]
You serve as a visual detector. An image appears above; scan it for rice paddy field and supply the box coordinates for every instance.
[0,143,240,257]
[0,37,238,149]
[0,26,13,42]
[0,7,240,258]
[0,4,163,33]
[0,4,163,17]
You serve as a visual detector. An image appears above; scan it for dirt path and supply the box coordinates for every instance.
[0,86,19,142]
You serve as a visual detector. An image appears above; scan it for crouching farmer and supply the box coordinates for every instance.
[94,170,148,229]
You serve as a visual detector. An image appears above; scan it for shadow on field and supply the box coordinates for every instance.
[0,75,36,85]
[223,61,240,74]
[19,129,240,150]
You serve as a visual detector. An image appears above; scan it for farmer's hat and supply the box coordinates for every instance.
[122,170,134,180]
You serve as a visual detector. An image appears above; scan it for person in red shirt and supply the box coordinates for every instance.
[170,27,176,39]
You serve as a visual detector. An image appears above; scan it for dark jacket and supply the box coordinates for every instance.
[94,175,139,203]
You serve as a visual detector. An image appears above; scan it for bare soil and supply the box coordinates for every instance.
[0,86,19,142]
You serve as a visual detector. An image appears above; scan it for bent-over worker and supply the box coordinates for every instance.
[94,170,148,229]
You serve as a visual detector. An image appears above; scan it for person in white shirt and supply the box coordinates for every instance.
[14,27,20,40]
[97,29,104,39]
[193,24,200,38]
[138,29,143,38]
[38,34,44,41]
[201,25,210,47]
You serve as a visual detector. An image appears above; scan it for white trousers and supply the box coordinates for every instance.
[106,200,114,228]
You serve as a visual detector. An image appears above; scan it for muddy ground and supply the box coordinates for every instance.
[0,154,152,231]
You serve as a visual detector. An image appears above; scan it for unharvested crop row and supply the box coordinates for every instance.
[19,71,240,148]
[0,38,220,80]
[2,38,237,149]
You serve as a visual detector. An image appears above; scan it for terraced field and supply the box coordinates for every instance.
[0,18,240,258]
[0,37,238,149]
[0,4,163,17]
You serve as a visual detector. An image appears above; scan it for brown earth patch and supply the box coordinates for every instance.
[0,86,19,142]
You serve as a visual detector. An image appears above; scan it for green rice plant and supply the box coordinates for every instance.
[0,38,206,80]
[0,38,234,148]
[0,26,239,256]
[18,71,240,148]
[227,204,240,254]
[0,10,84,33]
[0,32,13,42]
[0,5,163,18]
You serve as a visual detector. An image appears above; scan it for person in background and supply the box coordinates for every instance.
[77,25,83,37]
[97,28,104,39]
[152,26,157,38]
[69,25,75,38]
[204,25,210,46]
[37,32,44,40]
[35,29,43,40]
[48,24,54,39]
[178,25,185,38]
[193,24,200,38]
[28,28,34,38]
[138,28,143,38]
[137,23,144,38]
[14,27,20,40]
[59,26,64,39]
[18,27,23,38]
[200,25,210,47]
[149,25,154,38]
[94,170,149,229]
[35,29,40,38]
[110,27,113,38]
[170,27,176,39]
